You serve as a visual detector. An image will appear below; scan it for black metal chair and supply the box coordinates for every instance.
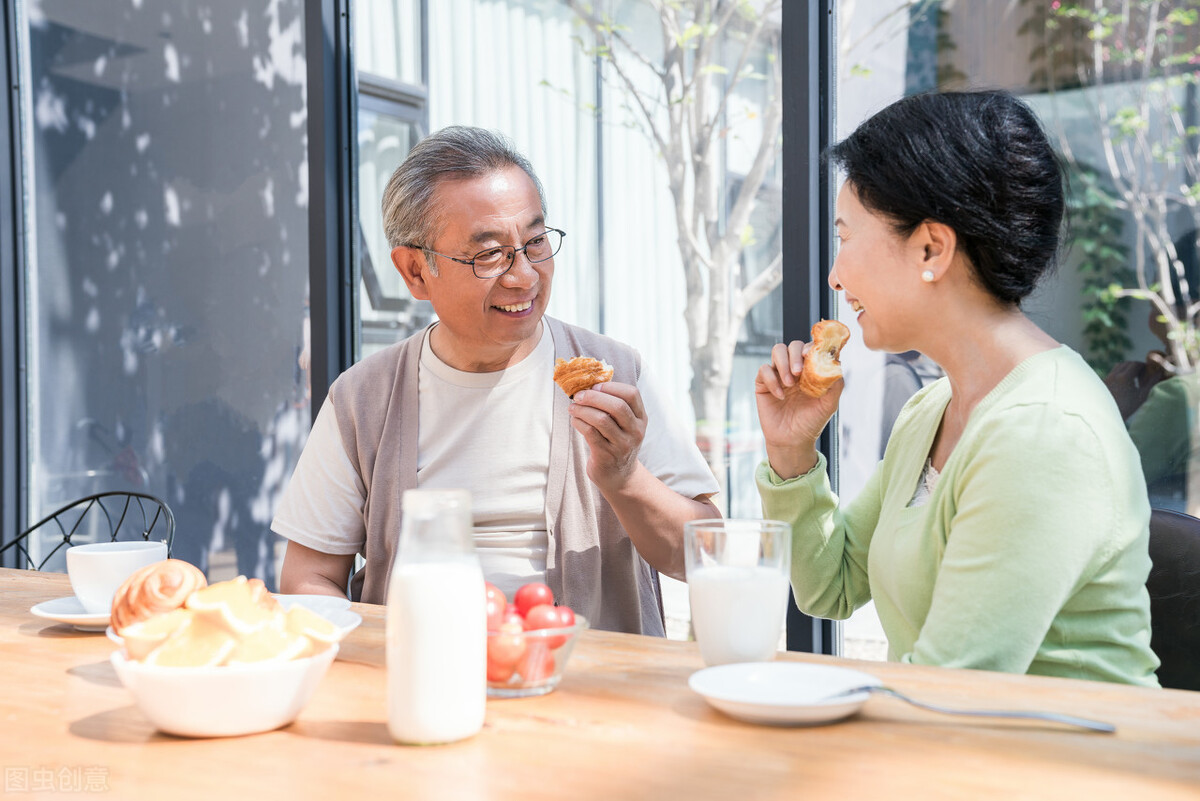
[0,492,175,571]
[1147,508,1200,691]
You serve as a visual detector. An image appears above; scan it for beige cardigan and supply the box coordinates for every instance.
[329,317,666,636]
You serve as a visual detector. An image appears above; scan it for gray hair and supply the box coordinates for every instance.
[381,126,548,274]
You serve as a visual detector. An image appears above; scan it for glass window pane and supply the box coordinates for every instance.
[834,1,1198,660]
[356,104,432,356]
[355,0,422,85]
[423,0,780,641]
[17,0,310,585]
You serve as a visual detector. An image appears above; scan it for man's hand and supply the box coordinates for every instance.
[567,379,718,580]
[566,381,646,493]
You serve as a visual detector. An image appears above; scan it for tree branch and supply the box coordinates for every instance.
[736,251,783,319]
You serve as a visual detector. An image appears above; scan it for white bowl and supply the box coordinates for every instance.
[110,645,338,738]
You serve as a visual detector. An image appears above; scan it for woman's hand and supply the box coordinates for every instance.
[755,340,844,479]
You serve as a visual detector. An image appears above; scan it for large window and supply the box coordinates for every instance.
[12,0,310,585]
[413,0,781,640]
[834,0,1196,660]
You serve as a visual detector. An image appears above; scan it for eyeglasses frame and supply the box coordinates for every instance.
[407,227,566,279]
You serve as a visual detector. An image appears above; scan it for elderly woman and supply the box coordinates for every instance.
[755,90,1160,686]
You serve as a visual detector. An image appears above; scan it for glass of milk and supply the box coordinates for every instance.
[684,519,791,667]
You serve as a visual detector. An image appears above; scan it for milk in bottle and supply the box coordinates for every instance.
[386,489,487,744]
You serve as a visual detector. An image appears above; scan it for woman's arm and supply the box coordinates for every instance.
[757,453,882,620]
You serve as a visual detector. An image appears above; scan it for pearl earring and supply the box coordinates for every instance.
[921,270,935,283]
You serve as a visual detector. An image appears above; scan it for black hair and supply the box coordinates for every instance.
[828,90,1065,305]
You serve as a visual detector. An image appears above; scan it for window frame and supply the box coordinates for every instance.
[0,0,25,563]
[352,2,430,358]
[306,0,358,420]
[0,0,837,652]
[781,0,838,655]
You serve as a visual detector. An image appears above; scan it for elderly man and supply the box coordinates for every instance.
[272,126,719,635]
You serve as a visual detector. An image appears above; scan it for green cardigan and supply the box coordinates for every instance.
[758,346,1161,686]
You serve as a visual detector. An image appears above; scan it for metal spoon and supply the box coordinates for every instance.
[831,685,1116,733]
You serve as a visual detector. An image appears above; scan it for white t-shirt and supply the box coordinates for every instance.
[272,324,718,600]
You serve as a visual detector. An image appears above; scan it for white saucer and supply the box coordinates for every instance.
[30,597,111,632]
[689,662,882,726]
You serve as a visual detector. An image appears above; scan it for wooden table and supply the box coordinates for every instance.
[2,568,1197,800]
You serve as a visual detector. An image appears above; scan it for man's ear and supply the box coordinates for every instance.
[914,220,957,281]
[392,246,432,300]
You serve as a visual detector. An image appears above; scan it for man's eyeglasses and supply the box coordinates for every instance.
[409,228,566,279]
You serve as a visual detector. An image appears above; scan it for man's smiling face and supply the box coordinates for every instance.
[400,165,554,372]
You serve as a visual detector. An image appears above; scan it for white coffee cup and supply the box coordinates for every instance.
[66,541,169,614]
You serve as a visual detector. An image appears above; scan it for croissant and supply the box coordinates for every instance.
[554,356,614,398]
[111,558,208,633]
[797,320,851,398]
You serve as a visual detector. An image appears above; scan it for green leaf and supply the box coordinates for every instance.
[676,23,704,47]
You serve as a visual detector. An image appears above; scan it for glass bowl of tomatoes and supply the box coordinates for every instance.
[486,582,589,698]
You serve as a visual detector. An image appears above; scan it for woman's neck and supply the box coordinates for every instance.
[925,304,1058,412]
[921,304,1058,470]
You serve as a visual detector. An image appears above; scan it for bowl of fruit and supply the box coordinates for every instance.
[108,567,351,738]
[486,581,588,698]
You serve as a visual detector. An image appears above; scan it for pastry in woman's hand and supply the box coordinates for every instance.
[797,320,851,398]
[111,558,208,633]
[554,356,614,398]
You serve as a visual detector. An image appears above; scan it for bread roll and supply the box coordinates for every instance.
[797,320,851,398]
[111,558,208,633]
[553,356,614,398]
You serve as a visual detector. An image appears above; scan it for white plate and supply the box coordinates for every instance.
[689,662,882,726]
[274,594,352,616]
[105,604,362,644]
[30,597,111,632]
[274,595,361,638]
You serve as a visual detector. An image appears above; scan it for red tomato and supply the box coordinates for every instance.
[487,620,526,677]
[485,583,507,632]
[513,582,555,617]
[554,605,576,628]
[523,604,561,630]
[524,604,568,648]
[486,658,516,683]
[516,645,556,683]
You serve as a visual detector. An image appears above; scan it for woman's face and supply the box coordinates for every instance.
[829,183,928,353]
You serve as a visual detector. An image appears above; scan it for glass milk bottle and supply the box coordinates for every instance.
[387,489,487,744]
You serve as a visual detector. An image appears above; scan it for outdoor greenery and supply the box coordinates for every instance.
[1068,164,1136,374]
[1023,0,1200,374]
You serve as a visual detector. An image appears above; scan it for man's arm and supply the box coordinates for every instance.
[567,382,719,581]
[600,467,719,581]
[279,541,356,598]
